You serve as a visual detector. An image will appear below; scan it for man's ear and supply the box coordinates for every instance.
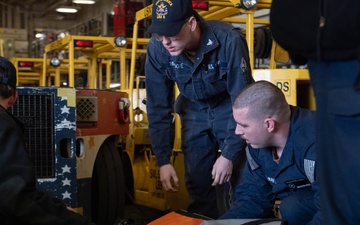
[264,118,275,132]
[7,91,18,107]
[189,16,197,31]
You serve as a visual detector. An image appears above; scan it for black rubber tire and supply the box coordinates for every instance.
[91,138,126,225]
[122,153,134,205]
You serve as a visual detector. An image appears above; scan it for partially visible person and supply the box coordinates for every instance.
[270,1,360,224]
[0,56,97,225]
[220,81,321,225]
[145,0,253,218]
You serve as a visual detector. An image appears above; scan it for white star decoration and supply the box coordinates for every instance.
[62,178,71,186]
[60,105,70,114]
[55,119,76,131]
[61,165,71,174]
[60,96,68,102]
[62,191,71,200]
[207,39,213,46]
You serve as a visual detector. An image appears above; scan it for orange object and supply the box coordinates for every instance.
[148,211,204,225]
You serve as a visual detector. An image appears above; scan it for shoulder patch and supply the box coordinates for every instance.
[246,146,259,170]
[304,159,315,183]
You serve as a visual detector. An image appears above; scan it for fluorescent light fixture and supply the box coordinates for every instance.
[35,33,46,39]
[56,6,79,13]
[110,83,120,88]
[73,0,96,4]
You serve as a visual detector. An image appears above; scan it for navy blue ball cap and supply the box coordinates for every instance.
[0,56,17,89]
[147,0,194,37]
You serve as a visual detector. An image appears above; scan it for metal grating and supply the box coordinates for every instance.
[10,93,55,178]
[76,96,98,122]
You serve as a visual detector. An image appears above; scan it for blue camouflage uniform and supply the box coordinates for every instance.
[145,12,253,218]
[221,106,321,225]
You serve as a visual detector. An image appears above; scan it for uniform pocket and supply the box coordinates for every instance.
[202,67,227,84]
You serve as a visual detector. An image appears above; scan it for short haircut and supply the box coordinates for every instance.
[233,80,290,122]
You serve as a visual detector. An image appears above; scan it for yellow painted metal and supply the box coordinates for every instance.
[173,85,182,151]
[48,59,89,87]
[0,39,3,56]
[54,67,61,87]
[273,42,289,65]
[42,35,120,88]
[246,10,255,69]
[253,69,316,110]
[269,40,277,69]
[97,59,112,89]
[11,57,44,85]
[88,55,96,88]
[119,48,127,91]
[11,57,89,86]
[202,7,241,20]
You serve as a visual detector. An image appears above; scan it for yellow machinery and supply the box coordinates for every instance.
[11,57,44,86]
[11,57,95,87]
[40,35,123,88]
[127,0,315,215]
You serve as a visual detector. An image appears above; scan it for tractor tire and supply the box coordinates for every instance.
[91,138,126,225]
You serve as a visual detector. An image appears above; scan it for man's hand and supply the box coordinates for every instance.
[211,155,233,186]
[160,164,179,192]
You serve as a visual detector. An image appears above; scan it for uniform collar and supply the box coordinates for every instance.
[273,107,297,176]
[197,16,219,55]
